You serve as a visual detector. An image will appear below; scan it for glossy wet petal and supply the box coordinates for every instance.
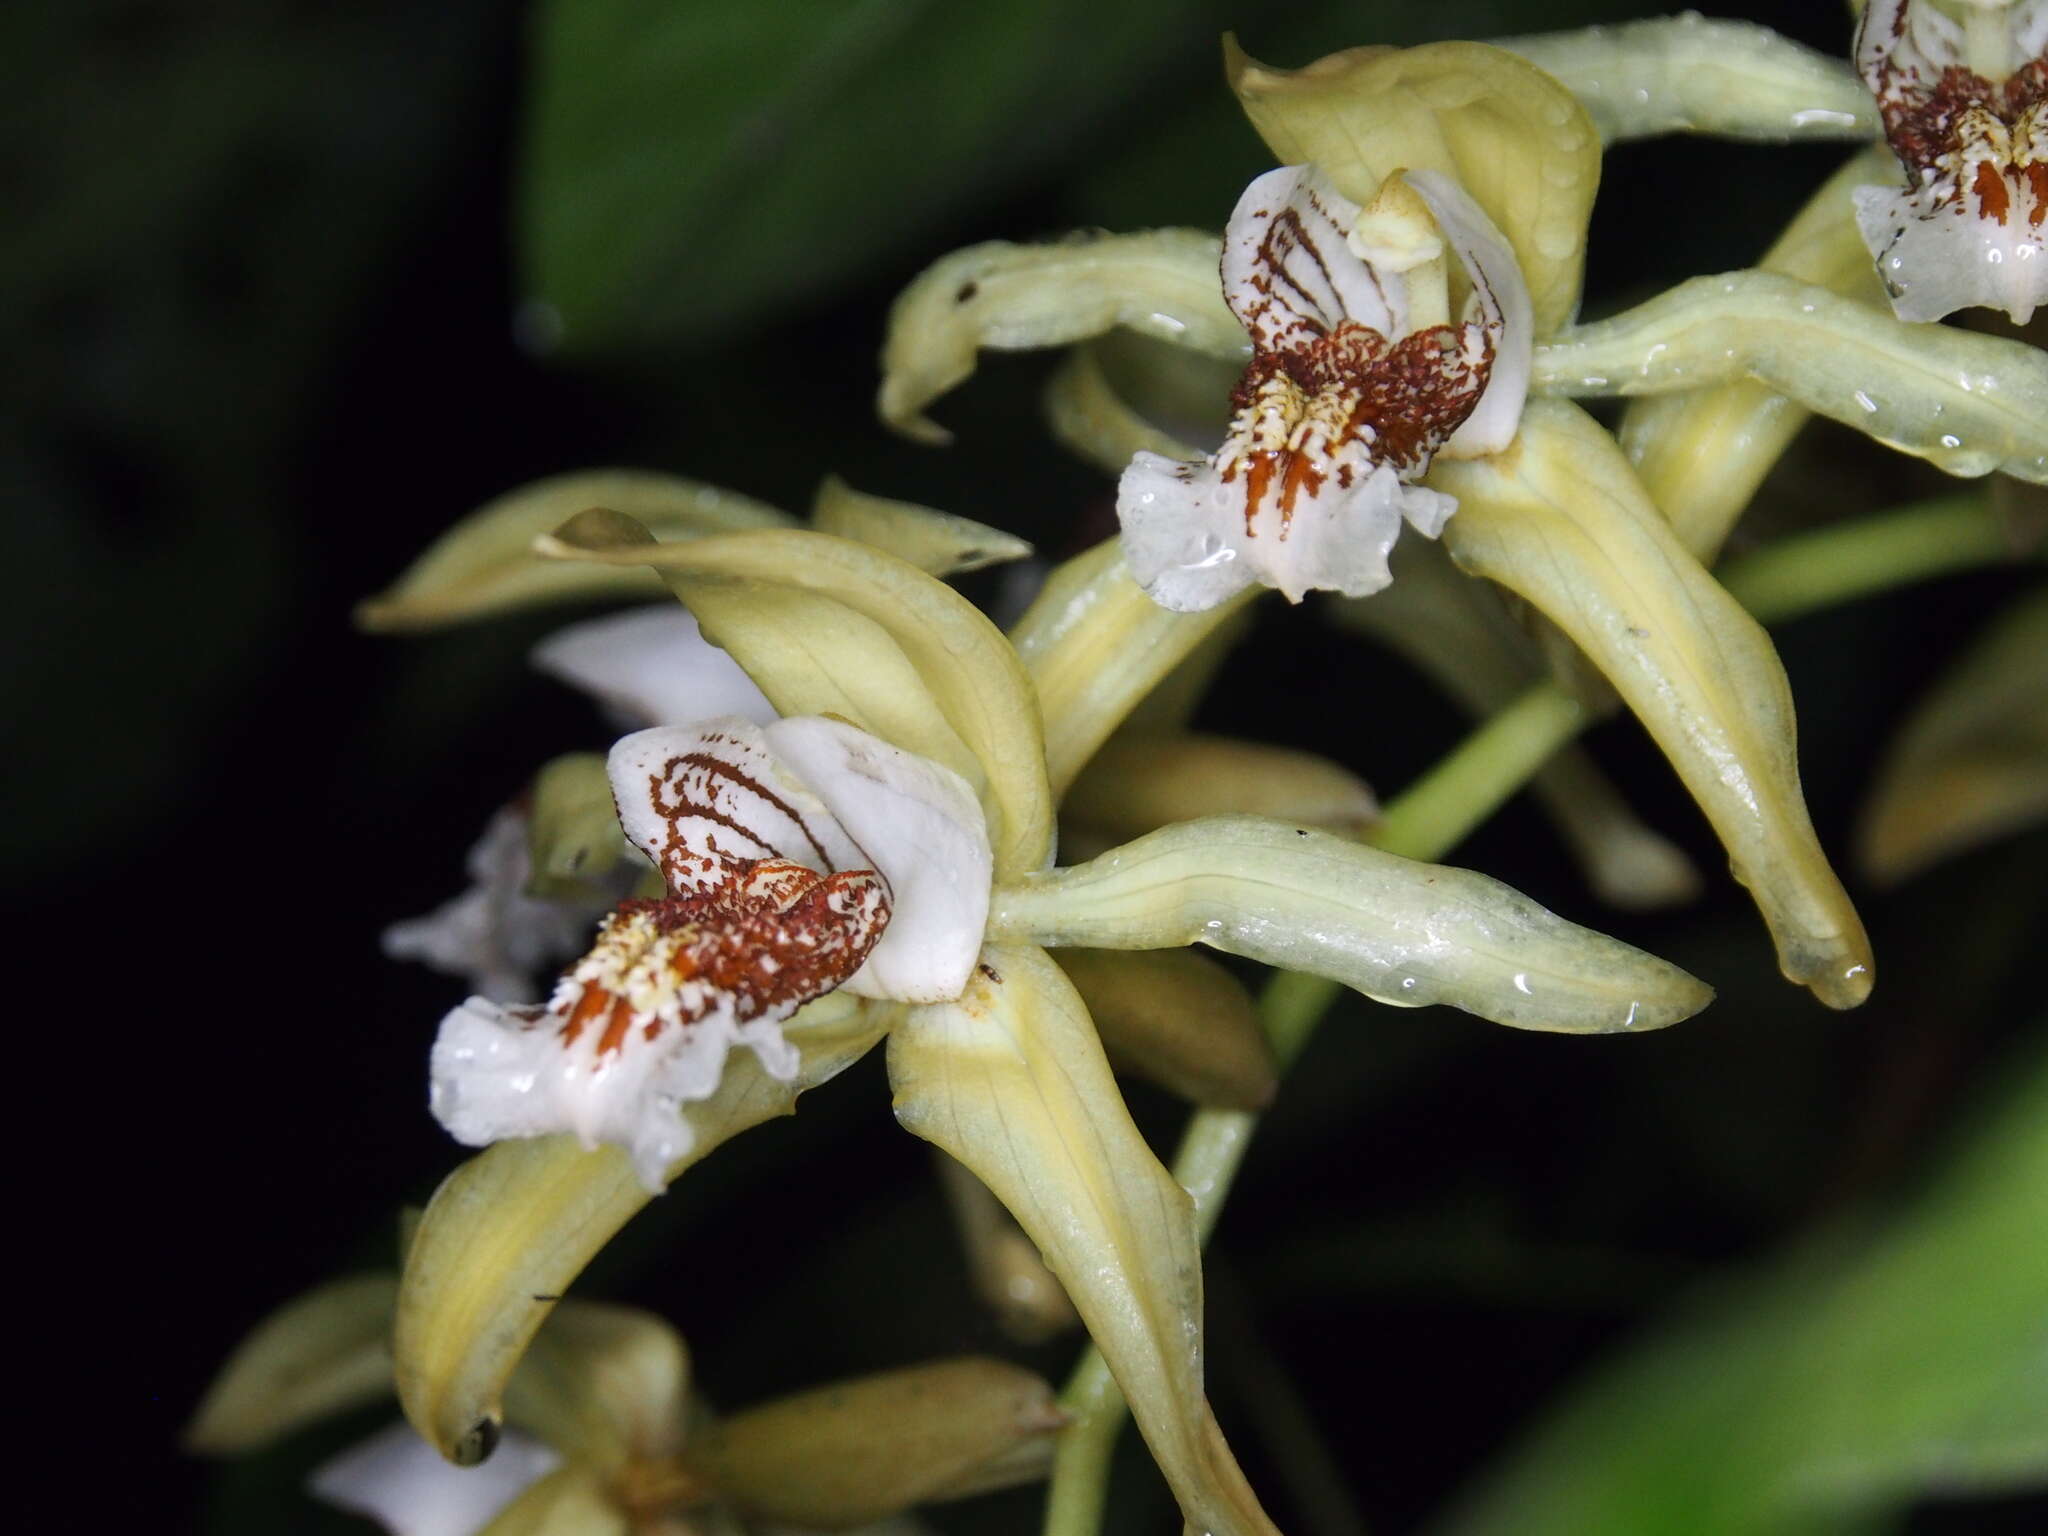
[1617,147,1894,563]
[1496,15,1875,144]
[991,817,1709,1032]
[887,946,1280,1536]
[877,230,1243,442]
[1535,269,2048,484]
[1330,538,1701,910]
[1430,400,1873,1008]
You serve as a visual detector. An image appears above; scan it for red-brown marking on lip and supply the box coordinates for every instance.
[1221,318,1490,538]
[554,858,891,1057]
[1974,158,2014,224]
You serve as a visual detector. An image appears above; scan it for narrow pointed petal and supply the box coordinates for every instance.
[887,946,1281,1536]
[762,716,992,1002]
[356,471,788,632]
[1859,593,2048,885]
[1494,15,1875,144]
[397,997,886,1464]
[1053,947,1277,1111]
[310,1422,563,1536]
[1430,400,1873,1008]
[1063,731,1377,844]
[1225,36,1600,336]
[992,818,1710,1032]
[693,1358,1062,1527]
[877,230,1242,442]
[185,1275,399,1455]
[530,606,775,730]
[810,476,1033,577]
[1617,148,1895,562]
[1007,537,1255,796]
[1330,539,1700,910]
[538,514,1053,880]
[1535,269,2048,484]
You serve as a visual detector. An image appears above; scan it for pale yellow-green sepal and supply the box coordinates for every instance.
[1538,271,2048,485]
[692,1357,1062,1528]
[501,1301,688,1475]
[396,997,885,1465]
[1007,537,1255,797]
[477,1466,629,1536]
[1430,399,1872,1007]
[525,752,629,901]
[1043,338,1217,476]
[1225,36,1599,336]
[1063,731,1377,844]
[878,231,1241,443]
[1331,541,1701,909]
[537,514,1053,879]
[356,471,789,632]
[1053,947,1276,1111]
[809,476,1033,577]
[184,1274,399,1455]
[1495,16,1875,145]
[887,945,1280,1536]
[1859,592,2048,885]
[992,817,1710,1032]
[1619,148,1896,560]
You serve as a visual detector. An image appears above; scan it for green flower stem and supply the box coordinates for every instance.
[1717,493,2018,625]
[1040,489,2023,1536]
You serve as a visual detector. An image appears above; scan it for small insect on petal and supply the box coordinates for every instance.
[1116,164,1531,611]
[1854,0,2048,324]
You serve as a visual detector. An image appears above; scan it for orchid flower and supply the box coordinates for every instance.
[1116,162,1531,609]
[1853,0,2048,324]
[369,498,1712,1536]
[384,605,778,1004]
[187,1268,1059,1535]
[873,31,2048,1013]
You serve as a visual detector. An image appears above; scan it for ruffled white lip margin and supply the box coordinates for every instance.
[1116,164,1532,612]
[1854,0,2048,325]
[430,717,991,1190]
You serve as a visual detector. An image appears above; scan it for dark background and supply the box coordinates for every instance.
[9,1,2044,1530]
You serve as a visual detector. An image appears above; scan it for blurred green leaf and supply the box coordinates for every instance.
[1437,1035,2048,1536]
[1857,591,2048,886]
[519,0,1225,352]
